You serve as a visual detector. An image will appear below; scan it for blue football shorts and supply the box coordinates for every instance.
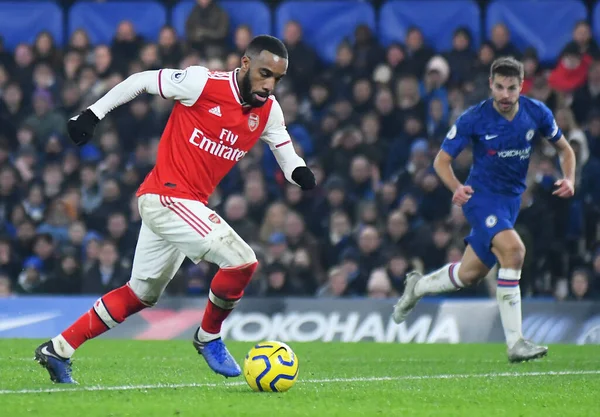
[461,193,521,269]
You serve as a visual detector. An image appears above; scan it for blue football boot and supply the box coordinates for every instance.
[34,341,77,384]
[193,330,241,378]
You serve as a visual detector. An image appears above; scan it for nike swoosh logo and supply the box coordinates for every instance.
[41,346,60,359]
[485,135,498,140]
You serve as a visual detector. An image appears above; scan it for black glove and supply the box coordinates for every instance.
[291,166,316,190]
[67,109,100,146]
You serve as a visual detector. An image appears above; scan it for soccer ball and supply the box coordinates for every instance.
[243,341,299,392]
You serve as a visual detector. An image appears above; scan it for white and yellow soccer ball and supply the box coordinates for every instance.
[243,341,299,392]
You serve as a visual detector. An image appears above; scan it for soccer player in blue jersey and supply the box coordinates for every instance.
[392,57,576,362]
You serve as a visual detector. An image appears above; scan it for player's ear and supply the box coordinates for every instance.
[241,56,250,71]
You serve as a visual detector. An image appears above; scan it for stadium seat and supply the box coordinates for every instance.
[68,1,167,45]
[275,1,376,63]
[486,0,587,63]
[171,1,272,40]
[0,2,64,49]
[275,0,376,62]
[378,0,481,52]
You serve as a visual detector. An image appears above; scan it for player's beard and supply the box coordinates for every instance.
[240,71,269,108]
[495,98,517,114]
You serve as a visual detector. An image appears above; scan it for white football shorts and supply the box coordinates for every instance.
[128,193,256,304]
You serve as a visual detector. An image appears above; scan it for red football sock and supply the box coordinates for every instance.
[61,284,148,349]
[201,262,258,334]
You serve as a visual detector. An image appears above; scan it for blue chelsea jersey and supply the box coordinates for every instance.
[441,96,562,197]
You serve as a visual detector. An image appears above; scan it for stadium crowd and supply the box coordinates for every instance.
[0,0,599,301]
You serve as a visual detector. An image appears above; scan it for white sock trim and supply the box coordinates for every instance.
[449,262,465,288]
[51,334,75,358]
[208,290,239,310]
[93,298,119,329]
[196,326,220,343]
[498,268,521,280]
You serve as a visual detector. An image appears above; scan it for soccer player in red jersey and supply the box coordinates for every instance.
[35,35,316,383]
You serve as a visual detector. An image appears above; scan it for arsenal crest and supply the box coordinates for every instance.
[208,213,221,224]
[248,113,259,132]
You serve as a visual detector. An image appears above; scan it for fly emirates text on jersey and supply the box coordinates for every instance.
[188,128,247,162]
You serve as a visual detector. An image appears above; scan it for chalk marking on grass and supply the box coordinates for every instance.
[1,370,599,395]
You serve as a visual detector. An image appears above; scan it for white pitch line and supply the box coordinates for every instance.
[1,370,599,395]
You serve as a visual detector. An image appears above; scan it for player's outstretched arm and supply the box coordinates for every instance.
[261,99,315,190]
[434,149,473,206]
[67,67,207,146]
[551,136,576,198]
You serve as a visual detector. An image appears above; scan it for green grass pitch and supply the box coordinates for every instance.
[1,339,599,417]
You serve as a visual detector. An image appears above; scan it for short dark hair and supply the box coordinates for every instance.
[490,56,524,80]
[34,233,54,245]
[245,35,288,60]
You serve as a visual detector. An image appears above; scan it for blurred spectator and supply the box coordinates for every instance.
[0,165,21,228]
[571,60,600,125]
[444,27,476,86]
[567,269,595,300]
[367,268,394,298]
[44,249,83,294]
[68,29,92,58]
[13,43,35,99]
[111,21,144,75]
[521,48,540,95]
[158,25,184,68]
[310,175,355,238]
[464,42,495,105]
[34,31,62,68]
[263,262,297,296]
[374,87,402,141]
[321,210,354,270]
[24,88,66,142]
[355,226,386,290]
[93,45,117,80]
[185,0,229,59]
[324,40,356,100]
[0,272,12,297]
[283,21,319,95]
[404,27,434,78]
[384,252,410,294]
[1,82,28,141]
[139,43,161,71]
[561,20,600,60]
[17,255,47,293]
[490,23,520,59]
[352,24,384,78]
[233,25,252,56]
[283,210,321,290]
[339,247,366,295]
[548,43,592,93]
[0,236,21,281]
[317,266,350,297]
[82,240,129,294]
[222,194,259,243]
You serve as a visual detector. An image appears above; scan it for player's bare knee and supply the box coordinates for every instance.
[458,266,488,286]
[498,241,525,268]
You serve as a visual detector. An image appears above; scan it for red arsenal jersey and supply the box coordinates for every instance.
[136,67,292,204]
